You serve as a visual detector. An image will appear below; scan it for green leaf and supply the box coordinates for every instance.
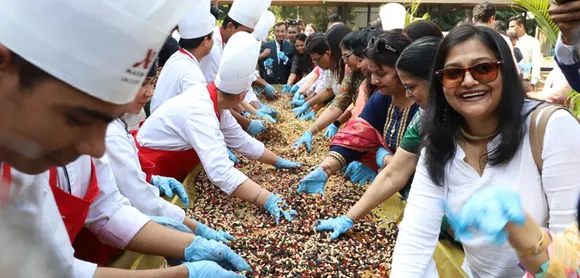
[511,0,559,44]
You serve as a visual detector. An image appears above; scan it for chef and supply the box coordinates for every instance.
[103,57,234,243]
[0,0,246,277]
[49,154,249,276]
[136,32,300,225]
[150,1,216,114]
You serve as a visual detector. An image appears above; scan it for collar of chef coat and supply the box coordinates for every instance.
[178,48,200,65]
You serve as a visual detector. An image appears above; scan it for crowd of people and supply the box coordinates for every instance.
[1,0,580,277]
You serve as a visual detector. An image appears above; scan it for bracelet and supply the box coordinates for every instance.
[516,229,548,257]
[319,163,332,176]
[252,188,264,205]
[311,125,320,134]
[333,120,341,127]
[327,151,347,167]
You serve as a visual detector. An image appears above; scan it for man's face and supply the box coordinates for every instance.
[287,27,298,43]
[0,48,127,174]
[508,20,523,36]
[274,25,287,42]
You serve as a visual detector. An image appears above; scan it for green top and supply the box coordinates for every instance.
[399,111,423,154]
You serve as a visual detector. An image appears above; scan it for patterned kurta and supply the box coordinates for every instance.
[330,67,365,111]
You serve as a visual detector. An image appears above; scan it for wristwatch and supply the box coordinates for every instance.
[333,120,341,127]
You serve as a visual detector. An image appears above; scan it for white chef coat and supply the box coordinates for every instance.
[391,102,580,277]
[516,34,543,85]
[244,88,258,103]
[150,49,207,114]
[137,84,265,194]
[200,26,224,83]
[101,119,186,221]
[1,155,151,278]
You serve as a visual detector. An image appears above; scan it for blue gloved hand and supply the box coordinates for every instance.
[274,157,301,169]
[247,120,267,135]
[263,58,274,68]
[282,84,292,94]
[263,84,276,98]
[184,236,250,271]
[184,261,246,278]
[254,87,264,97]
[278,51,289,63]
[258,107,279,117]
[291,103,311,117]
[227,149,239,164]
[299,110,316,121]
[344,162,376,185]
[292,131,313,152]
[148,215,192,233]
[151,175,189,207]
[444,187,526,246]
[263,193,297,225]
[256,110,277,123]
[297,167,328,195]
[241,111,251,118]
[316,215,355,240]
[375,147,392,169]
[292,91,303,102]
[194,222,236,243]
[323,124,338,138]
[290,84,300,94]
[290,98,305,107]
[257,100,270,110]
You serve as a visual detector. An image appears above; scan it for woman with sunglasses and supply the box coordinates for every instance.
[391,25,580,277]
[297,31,418,194]
[291,25,351,120]
[293,29,378,150]
[316,36,442,240]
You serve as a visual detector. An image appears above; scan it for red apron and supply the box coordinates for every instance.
[133,82,221,182]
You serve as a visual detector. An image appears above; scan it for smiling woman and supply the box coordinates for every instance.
[391,25,580,277]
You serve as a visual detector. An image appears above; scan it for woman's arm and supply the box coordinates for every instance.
[391,153,445,277]
[240,101,258,115]
[306,106,344,135]
[346,148,418,221]
[505,213,551,274]
[287,73,297,86]
[541,110,580,234]
[306,88,334,108]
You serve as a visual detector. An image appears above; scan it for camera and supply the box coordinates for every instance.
[210,1,223,18]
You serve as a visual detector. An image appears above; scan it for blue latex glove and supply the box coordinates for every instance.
[151,175,189,207]
[344,162,377,185]
[254,87,264,97]
[299,110,316,121]
[290,98,305,107]
[291,103,311,117]
[247,120,266,135]
[258,107,279,117]
[292,131,313,152]
[194,222,236,243]
[375,147,392,169]
[282,84,292,94]
[257,100,270,109]
[444,187,526,246]
[263,58,274,68]
[227,149,239,164]
[323,124,338,138]
[316,215,354,240]
[278,51,289,63]
[148,215,192,233]
[290,84,300,94]
[292,91,303,102]
[241,111,251,118]
[256,110,277,123]
[184,236,250,271]
[184,261,245,278]
[297,167,328,195]
[263,193,297,225]
[263,84,276,98]
[274,157,301,169]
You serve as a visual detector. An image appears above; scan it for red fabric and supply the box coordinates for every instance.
[0,163,12,205]
[133,84,221,182]
[50,163,99,243]
[130,129,155,183]
[330,118,391,171]
[178,48,195,60]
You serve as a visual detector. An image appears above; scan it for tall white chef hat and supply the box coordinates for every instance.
[215,32,260,94]
[380,3,407,31]
[0,0,197,105]
[179,0,216,39]
[229,0,272,30]
[252,11,276,42]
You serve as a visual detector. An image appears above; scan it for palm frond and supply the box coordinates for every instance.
[567,90,580,117]
[512,0,559,44]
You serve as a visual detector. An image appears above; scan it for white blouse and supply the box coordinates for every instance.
[391,104,580,277]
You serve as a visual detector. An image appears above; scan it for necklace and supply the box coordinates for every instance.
[460,127,498,141]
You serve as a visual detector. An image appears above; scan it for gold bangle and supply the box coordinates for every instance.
[516,229,548,257]
[327,151,346,167]
[311,125,320,134]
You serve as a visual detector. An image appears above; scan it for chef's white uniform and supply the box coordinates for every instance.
[137,83,265,194]
[200,26,224,83]
[103,119,185,221]
[150,49,207,114]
